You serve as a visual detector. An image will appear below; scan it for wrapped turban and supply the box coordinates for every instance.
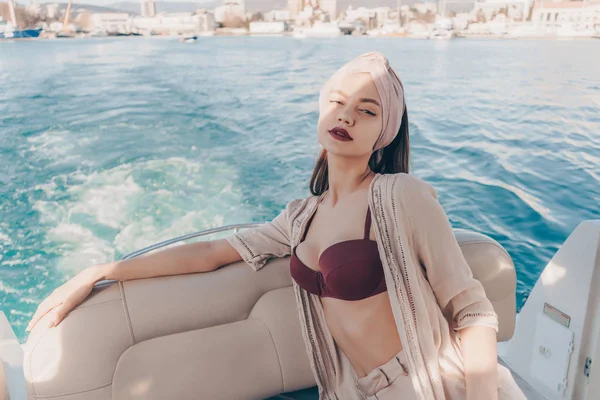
[319,52,405,151]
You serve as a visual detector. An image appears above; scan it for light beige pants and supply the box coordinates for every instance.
[354,349,418,400]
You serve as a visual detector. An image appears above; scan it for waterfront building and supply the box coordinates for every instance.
[264,9,292,21]
[294,5,314,25]
[344,6,380,30]
[194,9,216,32]
[438,0,474,16]
[249,21,288,34]
[414,2,438,14]
[46,3,59,19]
[375,7,395,26]
[452,12,472,28]
[287,0,304,17]
[531,0,600,30]
[214,1,245,24]
[140,0,156,18]
[91,12,131,34]
[473,0,529,22]
[293,19,342,36]
[26,2,41,18]
[225,0,245,16]
[132,11,215,35]
[319,0,337,20]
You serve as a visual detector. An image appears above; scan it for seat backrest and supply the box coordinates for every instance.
[23,258,314,400]
[22,229,516,399]
[455,229,517,341]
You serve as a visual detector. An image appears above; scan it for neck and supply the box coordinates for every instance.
[325,153,374,207]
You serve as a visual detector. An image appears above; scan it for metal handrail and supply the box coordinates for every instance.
[93,222,261,288]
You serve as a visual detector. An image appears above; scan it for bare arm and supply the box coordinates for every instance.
[27,238,243,331]
[94,238,243,282]
[460,325,499,400]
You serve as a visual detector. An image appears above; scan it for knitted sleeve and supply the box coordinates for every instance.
[225,198,303,271]
[403,175,499,333]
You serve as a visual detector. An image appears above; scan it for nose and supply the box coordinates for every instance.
[337,106,354,127]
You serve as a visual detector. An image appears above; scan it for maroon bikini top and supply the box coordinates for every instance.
[290,206,387,301]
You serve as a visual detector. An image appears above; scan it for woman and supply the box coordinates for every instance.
[26,53,525,400]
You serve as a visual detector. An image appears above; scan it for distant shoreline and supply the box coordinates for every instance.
[11,35,597,41]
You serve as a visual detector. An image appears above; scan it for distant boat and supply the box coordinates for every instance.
[88,29,108,37]
[107,32,141,37]
[58,32,78,39]
[179,35,198,43]
[429,29,453,40]
[0,27,42,39]
[0,0,42,39]
[294,21,342,38]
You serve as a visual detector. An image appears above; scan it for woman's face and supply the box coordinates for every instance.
[317,72,383,157]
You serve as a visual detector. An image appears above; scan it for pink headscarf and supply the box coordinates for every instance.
[319,52,405,151]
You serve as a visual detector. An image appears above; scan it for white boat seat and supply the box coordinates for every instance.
[23,229,517,399]
[453,229,517,342]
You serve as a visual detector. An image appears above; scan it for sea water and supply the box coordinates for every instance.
[1,36,599,343]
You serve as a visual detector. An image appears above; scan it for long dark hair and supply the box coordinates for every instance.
[309,106,410,196]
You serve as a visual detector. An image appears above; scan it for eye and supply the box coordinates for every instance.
[361,109,376,116]
[329,100,343,105]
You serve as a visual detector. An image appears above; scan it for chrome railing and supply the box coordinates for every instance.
[93,222,261,288]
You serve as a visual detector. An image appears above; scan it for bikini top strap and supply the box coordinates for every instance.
[364,207,372,239]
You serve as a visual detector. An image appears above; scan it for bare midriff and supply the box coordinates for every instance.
[292,181,404,379]
[322,291,403,378]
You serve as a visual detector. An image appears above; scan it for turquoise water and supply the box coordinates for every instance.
[1,37,599,344]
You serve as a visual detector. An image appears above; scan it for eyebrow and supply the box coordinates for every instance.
[331,89,381,108]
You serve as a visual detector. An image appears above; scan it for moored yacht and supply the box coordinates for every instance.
[0,1,42,41]
[429,29,453,40]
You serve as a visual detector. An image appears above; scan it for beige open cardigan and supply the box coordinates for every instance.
[226,172,526,399]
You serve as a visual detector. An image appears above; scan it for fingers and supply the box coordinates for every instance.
[47,301,74,328]
[27,302,53,332]
[26,300,63,332]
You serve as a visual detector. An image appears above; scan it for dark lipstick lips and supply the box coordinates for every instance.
[329,127,353,140]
